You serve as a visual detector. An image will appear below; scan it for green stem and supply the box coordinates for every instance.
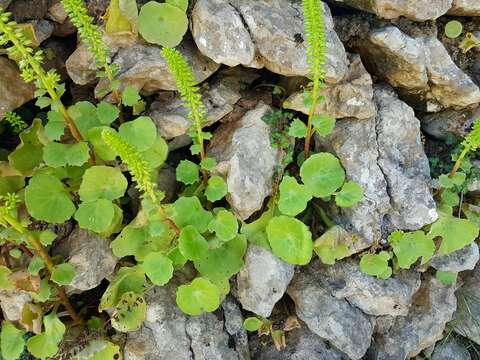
[437,147,469,198]
[304,78,320,159]
[0,213,82,324]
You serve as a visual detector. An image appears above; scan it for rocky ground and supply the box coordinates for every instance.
[2,0,480,359]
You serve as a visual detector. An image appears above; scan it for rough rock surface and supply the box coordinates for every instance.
[355,25,480,112]
[448,0,480,15]
[9,0,49,20]
[0,57,35,120]
[0,289,31,322]
[53,227,117,294]
[284,54,376,120]
[208,102,282,220]
[454,264,480,344]
[318,258,421,316]
[191,0,348,82]
[236,245,294,317]
[333,0,452,21]
[421,107,480,141]
[374,85,438,230]
[432,336,471,360]
[429,242,479,273]
[124,284,248,360]
[374,275,457,359]
[66,38,220,94]
[318,85,436,249]
[149,78,241,139]
[287,260,374,360]
[252,326,348,360]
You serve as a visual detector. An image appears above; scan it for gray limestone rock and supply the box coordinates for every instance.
[430,242,480,273]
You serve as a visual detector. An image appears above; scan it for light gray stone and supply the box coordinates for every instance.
[453,264,480,344]
[0,289,31,322]
[124,284,248,360]
[374,275,457,359]
[0,57,35,120]
[284,54,376,120]
[333,0,452,21]
[149,80,241,139]
[319,258,421,316]
[65,42,97,85]
[374,85,438,230]
[430,242,479,273]
[236,245,294,317]
[356,25,480,111]
[432,337,471,360]
[191,0,348,82]
[287,261,374,360]
[28,20,54,44]
[208,102,282,220]
[448,0,480,16]
[53,227,117,294]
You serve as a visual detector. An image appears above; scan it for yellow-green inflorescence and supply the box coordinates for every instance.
[161,47,207,159]
[301,0,327,157]
[102,130,157,201]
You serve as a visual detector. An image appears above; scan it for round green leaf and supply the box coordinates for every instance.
[8,119,45,176]
[142,252,173,286]
[428,212,479,255]
[122,85,141,107]
[208,210,238,242]
[335,181,364,208]
[167,196,213,233]
[1,322,26,360]
[111,226,148,260]
[200,157,217,171]
[119,116,157,151]
[43,141,90,168]
[389,230,435,269]
[111,292,146,332]
[445,20,463,39]
[243,317,263,332]
[26,313,65,360]
[27,257,45,276]
[138,2,188,47]
[74,199,115,233]
[359,251,392,280]
[25,174,75,223]
[266,216,313,265]
[141,137,168,169]
[436,271,457,285]
[79,166,128,201]
[166,0,188,12]
[278,176,312,216]
[312,113,336,136]
[287,118,307,138]
[176,160,199,185]
[97,102,120,125]
[205,176,227,202]
[178,225,209,261]
[51,263,76,285]
[88,126,118,161]
[176,277,220,316]
[300,152,345,198]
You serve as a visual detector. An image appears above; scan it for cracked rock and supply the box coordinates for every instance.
[123,284,248,360]
[429,242,479,273]
[191,0,348,82]
[284,54,376,120]
[208,102,282,220]
[317,84,436,249]
[448,0,480,16]
[318,258,421,316]
[332,0,452,21]
[355,25,480,111]
[236,245,295,317]
[0,57,35,120]
[287,260,374,360]
[373,275,457,359]
[53,227,117,294]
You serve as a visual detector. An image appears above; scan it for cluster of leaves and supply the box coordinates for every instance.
[445,20,480,53]
[2,112,27,133]
[359,118,480,284]
[0,0,365,358]
[243,315,301,351]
